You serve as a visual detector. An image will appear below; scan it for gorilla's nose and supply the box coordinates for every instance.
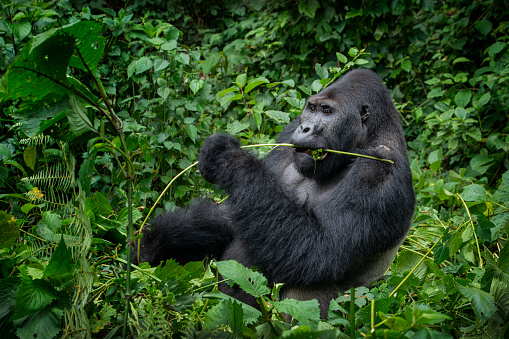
[291,122,317,145]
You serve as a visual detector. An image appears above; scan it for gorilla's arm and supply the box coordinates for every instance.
[134,200,234,266]
[198,134,414,287]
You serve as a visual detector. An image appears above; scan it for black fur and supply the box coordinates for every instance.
[135,69,416,317]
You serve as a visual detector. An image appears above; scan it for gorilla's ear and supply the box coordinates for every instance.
[361,104,370,122]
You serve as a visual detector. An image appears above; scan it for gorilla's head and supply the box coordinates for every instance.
[290,69,405,181]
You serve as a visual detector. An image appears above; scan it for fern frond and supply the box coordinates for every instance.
[19,134,53,146]
[21,163,74,190]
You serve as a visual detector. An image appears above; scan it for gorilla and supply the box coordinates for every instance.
[134,69,416,317]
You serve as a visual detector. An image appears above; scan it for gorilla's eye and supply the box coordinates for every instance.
[309,104,316,112]
[323,106,332,114]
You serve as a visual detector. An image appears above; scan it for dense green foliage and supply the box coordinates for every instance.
[0,0,508,337]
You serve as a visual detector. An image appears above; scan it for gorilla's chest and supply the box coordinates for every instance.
[280,163,337,208]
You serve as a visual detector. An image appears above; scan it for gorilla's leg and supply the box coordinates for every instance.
[133,200,234,266]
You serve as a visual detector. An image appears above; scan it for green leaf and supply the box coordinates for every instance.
[217,87,238,99]
[227,121,250,136]
[153,58,170,72]
[455,282,496,322]
[43,237,75,289]
[66,94,94,136]
[455,89,472,108]
[12,268,58,320]
[285,97,305,109]
[461,184,487,202]
[475,20,492,36]
[488,42,506,57]
[453,57,470,64]
[336,53,348,64]
[23,145,37,170]
[235,73,247,89]
[157,87,170,100]
[202,300,243,334]
[275,298,320,330]
[427,88,445,99]
[401,59,412,72]
[135,57,153,74]
[201,53,221,73]
[477,93,491,107]
[265,110,290,124]
[315,63,328,79]
[427,148,442,170]
[216,260,270,298]
[65,21,105,73]
[311,79,323,93]
[16,302,64,339]
[245,77,269,93]
[470,155,493,175]
[189,79,204,94]
[185,124,198,142]
[298,0,320,18]
[7,20,31,41]
[0,211,20,249]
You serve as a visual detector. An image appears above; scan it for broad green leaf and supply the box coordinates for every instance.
[217,87,238,99]
[7,20,31,41]
[475,20,492,36]
[336,53,348,64]
[455,89,472,108]
[285,97,305,109]
[265,110,290,124]
[65,21,105,73]
[160,40,177,51]
[453,57,470,64]
[43,237,75,289]
[476,214,498,243]
[201,53,221,73]
[153,58,170,72]
[67,94,94,136]
[12,268,58,320]
[216,260,270,298]
[401,59,412,72]
[185,124,198,142]
[226,120,250,136]
[427,88,445,99]
[311,79,323,93]
[135,57,153,74]
[23,145,37,170]
[488,42,506,57]
[298,0,320,18]
[157,87,170,100]
[470,155,493,175]
[245,77,269,93]
[235,73,247,88]
[16,302,64,339]
[274,298,320,330]
[202,300,243,334]
[315,63,328,79]
[455,282,496,322]
[355,58,369,65]
[477,93,491,107]
[427,149,442,170]
[461,184,487,202]
[189,79,204,94]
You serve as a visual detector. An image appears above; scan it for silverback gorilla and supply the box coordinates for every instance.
[134,69,416,316]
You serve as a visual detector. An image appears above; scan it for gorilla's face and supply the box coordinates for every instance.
[290,79,369,181]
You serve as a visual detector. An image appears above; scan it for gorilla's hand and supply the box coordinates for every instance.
[198,134,243,186]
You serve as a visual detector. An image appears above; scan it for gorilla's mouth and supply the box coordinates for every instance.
[294,147,328,160]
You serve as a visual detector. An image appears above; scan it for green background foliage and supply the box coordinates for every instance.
[0,0,508,337]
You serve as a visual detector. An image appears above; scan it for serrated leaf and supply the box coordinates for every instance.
[185,124,198,142]
[285,97,305,109]
[226,121,250,136]
[16,302,64,339]
[67,94,94,136]
[216,260,270,298]
[202,300,243,333]
[245,77,269,93]
[274,298,320,330]
[265,110,290,124]
[455,89,472,108]
[12,268,58,320]
[455,283,496,322]
[160,40,177,51]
